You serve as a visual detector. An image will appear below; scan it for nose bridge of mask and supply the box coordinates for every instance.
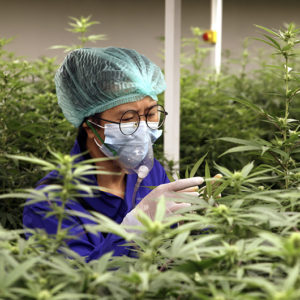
[146,121,159,128]
[149,128,162,143]
[86,120,118,156]
[104,121,149,144]
[110,121,139,135]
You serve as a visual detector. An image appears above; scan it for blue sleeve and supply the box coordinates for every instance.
[23,192,132,261]
[154,158,170,184]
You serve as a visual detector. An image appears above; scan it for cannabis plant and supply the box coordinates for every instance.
[221,23,300,190]
[1,23,300,300]
[51,16,107,52]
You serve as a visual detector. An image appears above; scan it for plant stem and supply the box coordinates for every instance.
[284,56,290,189]
[56,203,65,238]
[56,175,70,243]
[284,56,290,124]
[80,31,85,48]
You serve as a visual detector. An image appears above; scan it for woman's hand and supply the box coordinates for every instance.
[122,177,204,226]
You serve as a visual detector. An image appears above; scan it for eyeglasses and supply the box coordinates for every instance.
[91,104,168,135]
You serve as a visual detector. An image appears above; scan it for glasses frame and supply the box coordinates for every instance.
[91,104,168,135]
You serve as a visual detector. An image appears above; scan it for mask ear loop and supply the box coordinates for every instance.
[86,120,118,156]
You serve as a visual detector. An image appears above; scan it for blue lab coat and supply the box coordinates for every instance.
[23,140,169,261]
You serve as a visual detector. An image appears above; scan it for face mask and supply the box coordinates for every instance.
[89,121,162,175]
[147,122,163,143]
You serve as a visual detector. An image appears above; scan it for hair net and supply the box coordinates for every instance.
[55,47,166,127]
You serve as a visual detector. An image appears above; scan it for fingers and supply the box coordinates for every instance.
[177,186,198,193]
[139,177,204,219]
[212,174,223,184]
[211,174,223,192]
[167,202,191,213]
[180,192,199,197]
[164,177,204,192]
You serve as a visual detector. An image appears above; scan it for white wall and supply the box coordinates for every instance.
[0,0,300,66]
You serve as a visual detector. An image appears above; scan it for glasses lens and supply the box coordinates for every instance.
[120,110,139,135]
[147,105,166,129]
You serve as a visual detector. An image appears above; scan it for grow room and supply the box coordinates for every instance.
[0,0,300,299]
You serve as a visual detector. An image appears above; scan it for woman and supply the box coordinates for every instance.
[23,47,203,261]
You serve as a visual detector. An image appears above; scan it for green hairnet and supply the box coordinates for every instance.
[55,47,166,127]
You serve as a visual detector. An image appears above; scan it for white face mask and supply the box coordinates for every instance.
[91,121,162,175]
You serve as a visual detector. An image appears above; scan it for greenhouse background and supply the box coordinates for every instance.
[1,0,300,299]
[0,0,299,65]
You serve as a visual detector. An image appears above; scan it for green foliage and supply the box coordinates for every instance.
[1,21,300,298]
[1,147,300,299]
[50,16,107,52]
[222,23,300,190]
[0,38,76,228]
[0,15,106,229]
[155,25,300,176]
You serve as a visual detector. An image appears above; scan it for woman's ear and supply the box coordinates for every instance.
[82,121,95,139]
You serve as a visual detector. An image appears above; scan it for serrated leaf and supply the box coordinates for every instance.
[214,164,233,177]
[241,161,254,177]
[253,37,278,49]
[263,34,281,50]
[5,258,39,287]
[174,256,225,273]
[212,180,229,199]
[171,231,190,255]
[270,148,289,160]
[219,137,261,147]
[190,153,207,178]
[49,45,69,50]
[205,161,212,197]
[135,210,153,230]
[166,171,176,182]
[154,197,166,222]
[220,145,261,157]
[6,154,55,169]
[231,97,264,113]
[283,263,300,290]
[86,212,135,241]
[185,166,190,179]
[87,34,107,41]
[255,24,279,37]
